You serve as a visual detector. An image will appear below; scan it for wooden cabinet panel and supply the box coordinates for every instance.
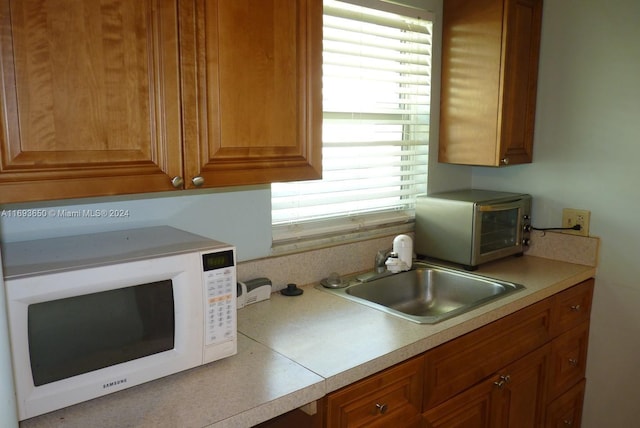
[438,0,542,166]
[493,345,549,428]
[548,322,589,401]
[550,279,594,337]
[0,0,182,202]
[545,379,586,428]
[499,0,543,165]
[325,356,424,428]
[423,380,494,428]
[0,0,321,202]
[179,0,322,189]
[423,297,552,409]
[424,345,549,428]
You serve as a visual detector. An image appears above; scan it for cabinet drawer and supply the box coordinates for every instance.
[326,356,424,428]
[550,279,594,337]
[548,322,590,400]
[545,379,586,428]
[424,297,552,410]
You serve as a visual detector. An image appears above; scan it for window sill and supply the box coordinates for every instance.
[271,220,414,257]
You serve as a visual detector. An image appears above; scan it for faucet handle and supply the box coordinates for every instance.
[375,248,392,274]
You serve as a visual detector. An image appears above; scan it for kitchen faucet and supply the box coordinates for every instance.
[375,235,414,274]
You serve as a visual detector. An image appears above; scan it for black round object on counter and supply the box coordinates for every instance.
[281,283,303,296]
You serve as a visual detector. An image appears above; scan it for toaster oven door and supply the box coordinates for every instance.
[473,199,530,265]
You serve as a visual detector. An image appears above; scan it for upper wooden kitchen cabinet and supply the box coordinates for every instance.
[177,0,322,188]
[0,0,322,204]
[438,0,543,167]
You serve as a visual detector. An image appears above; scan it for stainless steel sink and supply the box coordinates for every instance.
[318,262,524,324]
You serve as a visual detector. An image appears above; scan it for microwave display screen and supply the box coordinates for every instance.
[479,208,519,254]
[202,249,234,272]
[27,280,175,386]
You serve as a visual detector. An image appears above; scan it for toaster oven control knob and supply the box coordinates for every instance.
[523,224,532,232]
[522,238,531,247]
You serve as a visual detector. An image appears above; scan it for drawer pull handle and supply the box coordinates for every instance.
[375,403,388,415]
[570,304,581,312]
[493,374,511,389]
[568,358,579,367]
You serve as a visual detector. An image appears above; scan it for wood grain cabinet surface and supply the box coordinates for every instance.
[179,0,322,189]
[0,0,321,203]
[324,355,424,428]
[423,344,550,428]
[438,0,543,167]
[422,279,593,428]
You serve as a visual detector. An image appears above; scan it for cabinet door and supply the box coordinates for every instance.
[179,0,322,189]
[548,322,590,401]
[423,297,552,410]
[438,0,542,167]
[499,0,543,165]
[545,379,586,428]
[423,345,549,428]
[423,381,494,428]
[325,356,424,428]
[0,0,183,203]
[492,344,549,428]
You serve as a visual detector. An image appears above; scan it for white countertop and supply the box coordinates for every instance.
[21,255,596,428]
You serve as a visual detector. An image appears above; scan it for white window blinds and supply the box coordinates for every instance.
[272,0,432,244]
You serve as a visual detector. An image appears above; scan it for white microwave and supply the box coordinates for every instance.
[1,226,237,421]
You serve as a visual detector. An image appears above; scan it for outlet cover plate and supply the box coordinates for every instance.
[562,208,590,236]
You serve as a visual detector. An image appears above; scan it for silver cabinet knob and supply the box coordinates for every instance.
[375,403,388,414]
[494,374,511,389]
[570,304,581,312]
[192,176,205,187]
[171,176,184,188]
[501,157,510,165]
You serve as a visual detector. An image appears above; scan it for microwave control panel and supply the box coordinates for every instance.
[202,249,236,346]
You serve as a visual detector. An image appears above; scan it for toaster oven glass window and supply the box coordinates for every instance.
[27,280,175,386]
[479,208,519,254]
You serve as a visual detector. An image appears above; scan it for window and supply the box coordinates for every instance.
[272,0,433,248]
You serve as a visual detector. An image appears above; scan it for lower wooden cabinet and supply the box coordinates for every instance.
[545,379,586,428]
[312,279,594,428]
[423,345,549,428]
[324,356,424,428]
[547,322,590,401]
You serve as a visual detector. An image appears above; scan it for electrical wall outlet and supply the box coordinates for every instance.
[562,208,591,236]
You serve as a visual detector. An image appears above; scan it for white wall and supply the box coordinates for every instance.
[472,1,640,426]
[0,187,273,261]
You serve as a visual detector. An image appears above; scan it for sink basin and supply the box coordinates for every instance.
[318,263,524,324]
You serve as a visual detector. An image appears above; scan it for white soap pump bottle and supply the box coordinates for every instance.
[385,234,413,273]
